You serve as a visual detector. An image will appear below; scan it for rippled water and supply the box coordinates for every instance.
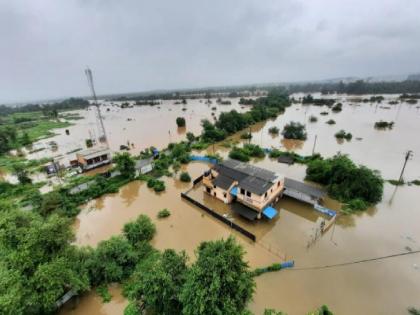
[55,94,420,315]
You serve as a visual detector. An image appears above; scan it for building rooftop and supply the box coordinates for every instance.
[135,157,154,169]
[284,177,325,199]
[213,159,283,195]
[77,146,110,158]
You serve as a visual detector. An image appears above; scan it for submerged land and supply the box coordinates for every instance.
[1,80,420,315]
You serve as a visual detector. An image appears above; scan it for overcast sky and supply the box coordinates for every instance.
[1,0,420,103]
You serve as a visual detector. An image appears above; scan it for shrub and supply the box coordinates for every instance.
[306,154,384,209]
[282,122,307,140]
[331,103,342,112]
[229,147,250,162]
[153,180,165,192]
[309,115,318,123]
[157,208,171,218]
[334,130,352,140]
[374,121,394,129]
[320,111,329,115]
[268,126,279,135]
[96,285,112,303]
[123,214,156,246]
[176,117,186,127]
[229,144,265,162]
[180,172,191,182]
[240,132,252,140]
[147,178,166,192]
[342,199,369,213]
[326,119,336,125]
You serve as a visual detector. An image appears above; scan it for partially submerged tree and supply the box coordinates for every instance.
[282,122,307,140]
[176,117,186,127]
[114,152,136,177]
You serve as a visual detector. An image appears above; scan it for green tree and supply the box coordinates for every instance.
[282,122,307,140]
[180,172,191,182]
[176,117,186,127]
[126,249,188,315]
[180,237,255,315]
[12,164,32,185]
[114,152,136,177]
[123,214,156,247]
[186,132,195,143]
[86,236,137,285]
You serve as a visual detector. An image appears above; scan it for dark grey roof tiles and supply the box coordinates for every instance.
[213,174,235,190]
[213,159,281,195]
[284,177,325,198]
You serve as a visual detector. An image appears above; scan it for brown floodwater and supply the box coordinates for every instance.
[55,94,420,315]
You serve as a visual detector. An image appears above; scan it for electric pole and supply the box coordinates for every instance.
[85,67,109,148]
[312,135,318,155]
[398,150,413,183]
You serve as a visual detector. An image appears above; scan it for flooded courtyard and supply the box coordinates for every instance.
[55,94,420,315]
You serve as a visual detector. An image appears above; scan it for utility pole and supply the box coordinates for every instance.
[398,150,413,183]
[85,67,109,148]
[312,135,318,155]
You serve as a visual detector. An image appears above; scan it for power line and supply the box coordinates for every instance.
[289,250,420,271]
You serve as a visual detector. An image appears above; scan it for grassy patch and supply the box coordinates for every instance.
[96,285,112,303]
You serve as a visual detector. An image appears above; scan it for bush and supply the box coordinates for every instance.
[320,111,329,115]
[180,172,191,182]
[123,214,156,246]
[240,132,252,140]
[268,126,279,135]
[374,121,394,129]
[342,199,369,213]
[147,178,166,192]
[157,208,171,218]
[176,117,186,127]
[326,119,336,125]
[331,103,342,112]
[306,154,384,209]
[153,180,165,192]
[96,284,112,303]
[309,115,318,123]
[282,122,307,140]
[229,147,250,162]
[334,130,352,140]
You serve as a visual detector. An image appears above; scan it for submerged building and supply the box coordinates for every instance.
[76,146,112,171]
[203,159,284,220]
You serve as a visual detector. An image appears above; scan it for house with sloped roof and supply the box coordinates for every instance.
[202,159,284,220]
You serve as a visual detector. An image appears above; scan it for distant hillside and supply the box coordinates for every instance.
[407,73,420,81]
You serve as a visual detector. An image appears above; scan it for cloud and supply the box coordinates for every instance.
[1,0,419,102]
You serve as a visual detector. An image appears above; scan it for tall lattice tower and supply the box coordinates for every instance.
[85,67,109,147]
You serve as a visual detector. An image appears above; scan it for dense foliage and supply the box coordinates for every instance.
[114,152,136,177]
[229,144,266,162]
[282,122,307,140]
[180,171,191,182]
[176,117,186,127]
[201,89,290,142]
[334,130,352,140]
[180,237,255,315]
[306,154,384,210]
[287,79,420,95]
[374,121,394,129]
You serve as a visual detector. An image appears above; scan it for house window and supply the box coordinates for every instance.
[223,193,227,198]
[246,191,251,197]
[240,188,245,195]
[213,185,216,189]
[206,187,211,193]
[278,181,280,187]
[264,192,268,198]
[213,192,216,197]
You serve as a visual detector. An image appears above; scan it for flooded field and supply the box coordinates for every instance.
[56,94,420,315]
[28,98,251,163]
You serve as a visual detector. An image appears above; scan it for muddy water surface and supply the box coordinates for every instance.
[60,94,420,315]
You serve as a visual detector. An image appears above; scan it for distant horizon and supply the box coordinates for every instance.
[2,71,417,106]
